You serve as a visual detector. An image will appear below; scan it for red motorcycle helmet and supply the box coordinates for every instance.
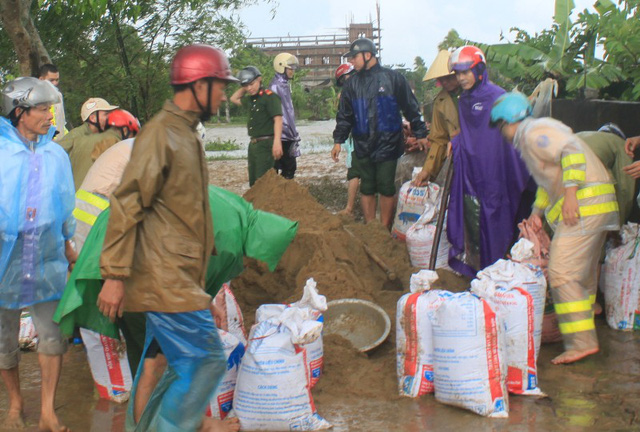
[170,44,239,84]
[107,109,141,137]
[448,45,486,72]
[335,63,355,87]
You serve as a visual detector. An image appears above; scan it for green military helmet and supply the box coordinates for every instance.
[237,66,262,86]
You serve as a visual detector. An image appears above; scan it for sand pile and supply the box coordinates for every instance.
[235,170,419,325]
[232,171,468,403]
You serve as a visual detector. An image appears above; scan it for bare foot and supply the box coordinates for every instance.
[551,347,599,365]
[593,302,603,315]
[38,413,70,432]
[199,416,241,432]
[3,408,26,429]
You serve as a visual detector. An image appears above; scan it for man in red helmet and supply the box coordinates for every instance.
[96,44,240,432]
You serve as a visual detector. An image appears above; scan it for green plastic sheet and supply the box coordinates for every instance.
[53,186,298,338]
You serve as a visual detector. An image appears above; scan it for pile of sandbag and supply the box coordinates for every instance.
[205,282,248,420]
[253,278,327,388]
[396,240,548,418]
[392,169,451,270]
[601,223,640,331]
[205,329,245,420]
[395,271,508,418]
[432,289,508,418]
[405,205,451,270]
[233,278,331,431]
[392,169,442,241]
[396,270,450,397]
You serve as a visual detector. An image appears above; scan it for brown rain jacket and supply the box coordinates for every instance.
[100,100,214,313]
[422,88,459,178]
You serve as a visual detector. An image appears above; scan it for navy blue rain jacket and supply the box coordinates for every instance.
[333,63,427,162]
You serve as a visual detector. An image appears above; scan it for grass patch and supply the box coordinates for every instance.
[206,154,245,161]
[205,139,241,151]
[204,117,248,127]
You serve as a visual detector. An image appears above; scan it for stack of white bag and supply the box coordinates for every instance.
[253,278,327,388]
[79,328,133,403]
[206,329,245,420]
[233,299,331,430]
[206,282,248,419]
[405,204,451,271]
[601,223,640,331]
[392,169,442,241]
[470,278,543,396]
[431,290,508,418]
[396,270,451,397]
[479,239,548,358]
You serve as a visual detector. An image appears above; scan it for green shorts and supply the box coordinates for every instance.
[352,154,398,197]
[346,149,360,180]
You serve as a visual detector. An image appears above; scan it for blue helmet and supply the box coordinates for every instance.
[598,122,626,140]
[490,92,532,126]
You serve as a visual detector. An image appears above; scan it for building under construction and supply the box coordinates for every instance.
[246,21,381,86]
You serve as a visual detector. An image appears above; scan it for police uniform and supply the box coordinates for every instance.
[515,117,619,354]
[245,88,282,186]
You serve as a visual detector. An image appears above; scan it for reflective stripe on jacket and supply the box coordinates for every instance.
[73,189,109,251]
[515,117,619,236]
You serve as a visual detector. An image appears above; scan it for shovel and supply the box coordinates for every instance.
[343,226,403,291]
[429,157,454,271]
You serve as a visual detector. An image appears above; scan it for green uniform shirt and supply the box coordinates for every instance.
[57,124,121,190]
[245,89,282,138]
[577,131,635,224]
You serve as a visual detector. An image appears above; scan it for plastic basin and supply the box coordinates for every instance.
[323,299,391,352]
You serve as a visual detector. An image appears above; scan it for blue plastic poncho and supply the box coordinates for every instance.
[0,117,75,309]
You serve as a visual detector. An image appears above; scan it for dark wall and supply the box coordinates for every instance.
[552,99,640,138]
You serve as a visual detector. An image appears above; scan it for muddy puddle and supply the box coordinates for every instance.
[2,323,638,431]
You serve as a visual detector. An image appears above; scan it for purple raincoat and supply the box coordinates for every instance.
[269,73,301,156]
[446,70,533,277]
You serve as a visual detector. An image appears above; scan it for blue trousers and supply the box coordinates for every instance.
[127,309,225,432]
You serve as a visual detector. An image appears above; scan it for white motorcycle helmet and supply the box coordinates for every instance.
[273,53,299,74]
[1,77,61,117]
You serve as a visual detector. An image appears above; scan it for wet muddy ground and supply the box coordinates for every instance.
[2,322,639,431]
[2,122,640,431]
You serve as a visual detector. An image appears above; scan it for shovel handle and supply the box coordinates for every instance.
[429,159,454,270]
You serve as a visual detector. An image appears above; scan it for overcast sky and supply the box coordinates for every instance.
[237,0,597,67]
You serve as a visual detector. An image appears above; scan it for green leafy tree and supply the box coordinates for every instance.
[0,0,265,123]
[438,29,465,51]
[478,0,636,99]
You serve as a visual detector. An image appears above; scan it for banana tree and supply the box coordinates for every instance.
[480,0,628,97]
